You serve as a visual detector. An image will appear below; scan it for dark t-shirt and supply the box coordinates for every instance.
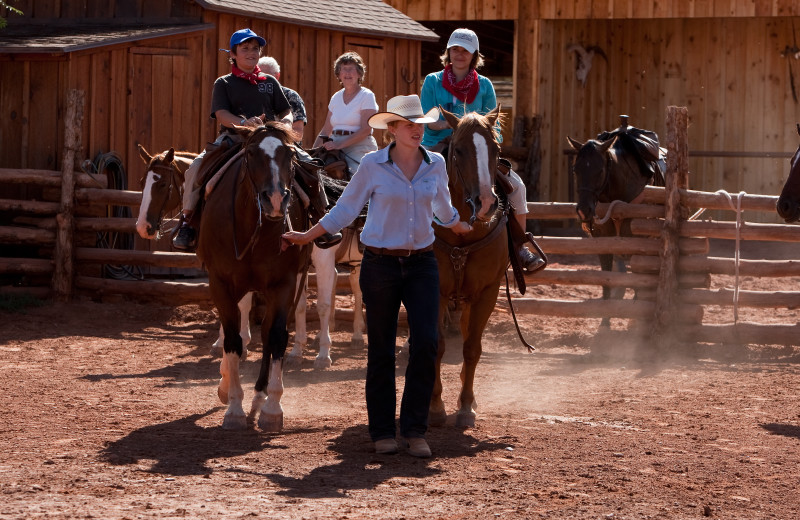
[210,73,291,133]
[282,86,307,125]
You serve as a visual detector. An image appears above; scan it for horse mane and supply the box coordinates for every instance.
[451,111,504,144]
[248,121,299,146]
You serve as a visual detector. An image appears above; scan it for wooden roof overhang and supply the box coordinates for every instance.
[0,23,213,56]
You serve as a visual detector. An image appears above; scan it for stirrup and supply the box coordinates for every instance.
[314,232,342,249]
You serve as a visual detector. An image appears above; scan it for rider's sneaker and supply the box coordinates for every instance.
[173,222,197,252]
[519,245,545,272]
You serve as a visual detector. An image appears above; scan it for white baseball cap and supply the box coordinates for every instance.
[447,28,479,55]
[368,95,440,129]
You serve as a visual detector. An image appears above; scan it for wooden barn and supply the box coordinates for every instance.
[0,0,437,201]
[386,0,800,222]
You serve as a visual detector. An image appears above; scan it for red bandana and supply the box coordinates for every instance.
[232,65,267,85]
[442,64,480,104]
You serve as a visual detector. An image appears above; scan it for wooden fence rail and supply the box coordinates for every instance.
[3,96,800,348]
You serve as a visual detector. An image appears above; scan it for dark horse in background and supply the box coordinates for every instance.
[199,122,311,432]
[430,107,511,428]
[567,116,666,327]
[776,124,800,222]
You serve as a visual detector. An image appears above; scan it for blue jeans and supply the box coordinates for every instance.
[359,249,440,441]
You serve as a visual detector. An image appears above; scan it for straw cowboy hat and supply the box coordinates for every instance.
[368,95,440,129]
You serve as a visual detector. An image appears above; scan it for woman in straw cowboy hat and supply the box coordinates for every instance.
[282,94,472,458]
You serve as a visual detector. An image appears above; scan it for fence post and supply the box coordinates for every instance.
[52,89,85,301]
[651,106,689,352]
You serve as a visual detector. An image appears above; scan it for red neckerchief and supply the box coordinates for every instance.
[231,65,267,85]
[442,64,479,104]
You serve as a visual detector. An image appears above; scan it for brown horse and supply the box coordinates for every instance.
[567,120,665,327]
[198,122,311,431]
[776,124,800,222]
[430,107,510,428]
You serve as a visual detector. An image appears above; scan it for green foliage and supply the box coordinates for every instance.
[0,0,23,30]
[0,293,46,313]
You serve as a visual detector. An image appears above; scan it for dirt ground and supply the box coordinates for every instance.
[1,258,800,520]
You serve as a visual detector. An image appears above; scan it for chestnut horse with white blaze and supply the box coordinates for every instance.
[199,122,311,431]
[430,107,510,428]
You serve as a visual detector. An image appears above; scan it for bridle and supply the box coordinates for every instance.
[448,129,500,226]
[146,161,183,239]
[233,126,296,260]
[575,146,613,226]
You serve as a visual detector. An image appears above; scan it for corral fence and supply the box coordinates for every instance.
[1,92,798,347]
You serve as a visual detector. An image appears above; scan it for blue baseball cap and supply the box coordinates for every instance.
[230,28,266,50]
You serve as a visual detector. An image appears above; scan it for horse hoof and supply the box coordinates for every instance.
[284,354,303,369]
[351,337,365,348]
[222,413,247,430]
[258,413,284,432]
[313,356,332,369]
[429,409,447,427]
[455,412,476,428]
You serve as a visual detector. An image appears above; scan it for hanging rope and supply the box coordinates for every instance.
[715,189,746,324]
[81,151,143,281]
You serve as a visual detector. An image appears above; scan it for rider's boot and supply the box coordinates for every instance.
[172,213,197,252]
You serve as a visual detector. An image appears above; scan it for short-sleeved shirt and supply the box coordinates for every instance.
[282,86,307,125]
[328,87,379,132]
[211,73,291,134]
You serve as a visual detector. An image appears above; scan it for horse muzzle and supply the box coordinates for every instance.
[776,197,800,223]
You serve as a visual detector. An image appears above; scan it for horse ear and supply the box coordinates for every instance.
[566,136,584,151]
[598,136,617,153]
[440,105,460,131]
[137,144,152,164]
[486,105,501,127]
[165,148,175,163]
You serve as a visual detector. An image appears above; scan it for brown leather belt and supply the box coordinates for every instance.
[365,245,433,257]
[332,129,354,136]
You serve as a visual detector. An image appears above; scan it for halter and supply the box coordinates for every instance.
[575,146,613,227]
[147,160,183,238]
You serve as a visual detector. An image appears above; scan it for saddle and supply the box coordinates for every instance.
[596,118,666,185]
[308,145,351,180]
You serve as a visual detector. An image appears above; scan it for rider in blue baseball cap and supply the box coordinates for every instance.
[229,28,266,50]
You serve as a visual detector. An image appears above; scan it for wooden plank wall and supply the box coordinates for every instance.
[537,16,800,224]
[384,0,800,20]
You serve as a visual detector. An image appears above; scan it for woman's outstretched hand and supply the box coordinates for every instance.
[452,221,472,235]
[281,231,312,246]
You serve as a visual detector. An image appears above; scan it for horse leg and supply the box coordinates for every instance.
[286,277,308,367]
[428,298,449,427]
[211,292,252,360]
[350,264,365,348]
[312,246,336,368]
[253,297,292,432]
[456,289,495,428]
[211,288,247,430]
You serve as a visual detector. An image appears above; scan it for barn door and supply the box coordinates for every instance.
[344,38,387,108]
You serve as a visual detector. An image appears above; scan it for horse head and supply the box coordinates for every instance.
[237,122,298,221]
[567,135,616,234]
[442,106,502,225]
[135,144,185,239]
[776,123,800,223]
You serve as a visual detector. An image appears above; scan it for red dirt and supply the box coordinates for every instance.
[1,260,800,519]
